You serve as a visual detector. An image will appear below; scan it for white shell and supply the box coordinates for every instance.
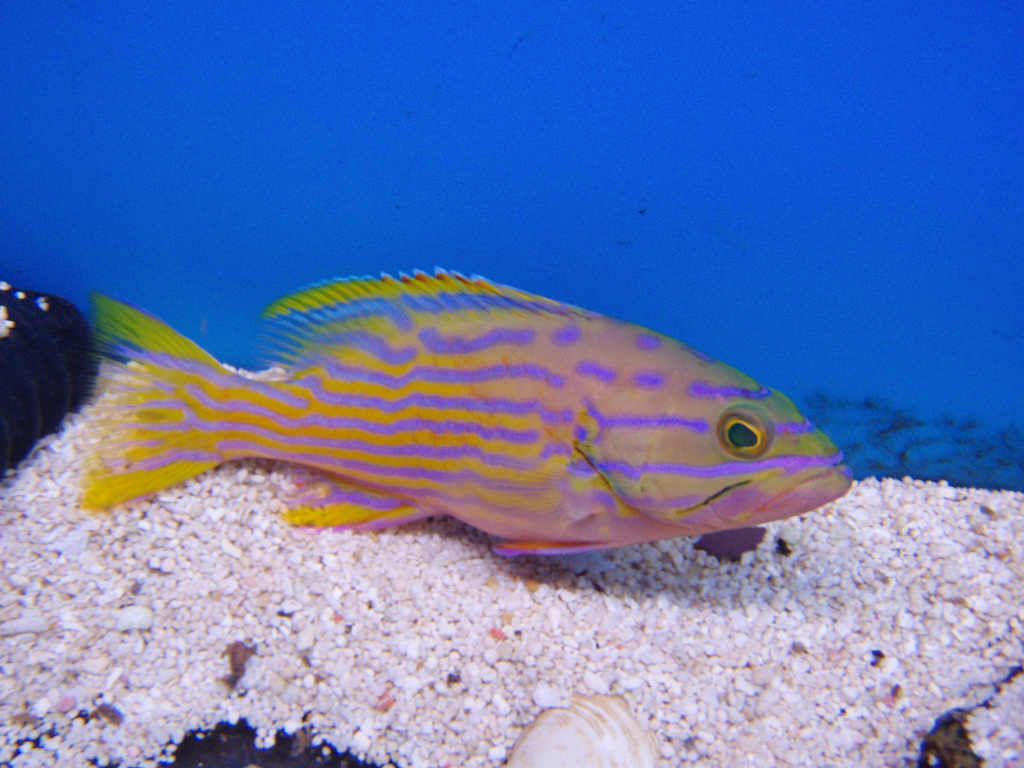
[506,694,659,768]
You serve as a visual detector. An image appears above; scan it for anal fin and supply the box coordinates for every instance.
[282,477,430,531]
[493,540,615,557]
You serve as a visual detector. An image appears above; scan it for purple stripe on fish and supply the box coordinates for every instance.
[340,331,418,365]
[301,376,571,424]
[218,445,542,491]
[181,385,316,425]
[632,371,665,388]
[589,489,620,510]
[597,451,845,480]
[621,493,705,511]
[215,426,537,469]
[596,414,709,432]
[292,414,539,445]
[294,479,554,517]
[400,290,578,319]
[270,296,414,333]
[539,443,573,459]
[418,327,536,354]
[384,484,555,516]
[566,460,597,478]
[129,449,223,473]
[299,488,407,511]
[689,381,771,399]
[403,290,485,314]
[183,385,541,444]
[551,324,582,346]
[268,330,415,366]
[587,405,708,433]
[635,333,662,350]
[142,352,313,410]
[576,361,617,383]
[321,358,565,389]
[777,419,815,434]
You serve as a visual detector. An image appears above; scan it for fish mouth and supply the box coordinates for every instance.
[688,480,751,512]
[669,458,852,535]
[753,463,853,521]
[702,459,853,530]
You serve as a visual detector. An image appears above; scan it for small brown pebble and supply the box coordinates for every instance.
[92,702,124,725]
[791,641,808,654]
[525,579,542,592]
[10,712,39,727]
[870,649,885,666]
[446,672,461,685]
[879,685,901,707]
[373,688,395,712]
[223,641,256,689]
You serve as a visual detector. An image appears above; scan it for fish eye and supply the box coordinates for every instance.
[717,410,771,458]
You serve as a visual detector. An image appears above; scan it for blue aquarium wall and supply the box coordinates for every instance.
[2,2,1021,488]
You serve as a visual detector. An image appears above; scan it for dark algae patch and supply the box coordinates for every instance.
[802,393,1024,492]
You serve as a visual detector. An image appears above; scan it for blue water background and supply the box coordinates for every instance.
[2,3,1022,489]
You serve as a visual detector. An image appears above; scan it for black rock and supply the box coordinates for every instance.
[151,719,381,768]
[917,708,981,768]
[0,282,97,473]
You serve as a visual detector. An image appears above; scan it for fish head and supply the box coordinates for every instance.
[590,377,852,536]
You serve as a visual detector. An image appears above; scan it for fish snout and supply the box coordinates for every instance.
[710,462,853,529]
[753,463,853,524]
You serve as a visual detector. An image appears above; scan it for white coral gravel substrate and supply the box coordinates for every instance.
[1,413,1022,768]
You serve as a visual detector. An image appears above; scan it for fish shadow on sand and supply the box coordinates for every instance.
[385,511,844,616]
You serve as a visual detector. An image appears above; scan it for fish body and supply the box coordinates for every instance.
[84,270,851,555]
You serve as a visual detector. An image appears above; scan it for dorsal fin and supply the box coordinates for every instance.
[261,268,590,365]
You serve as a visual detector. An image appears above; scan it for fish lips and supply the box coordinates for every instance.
[711,462,854,529]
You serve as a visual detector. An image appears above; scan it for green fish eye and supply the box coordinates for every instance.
[728,422,758,448]
[717,410,770,458]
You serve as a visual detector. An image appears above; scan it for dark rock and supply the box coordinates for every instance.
[160,718,380,768]
[916,666,1021,768]
[0,283,96,473]
[917,708,981,768]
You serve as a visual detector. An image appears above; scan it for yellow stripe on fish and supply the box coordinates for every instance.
[83,269,851,555]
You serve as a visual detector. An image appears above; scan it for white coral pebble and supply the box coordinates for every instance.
[114,605,154,631]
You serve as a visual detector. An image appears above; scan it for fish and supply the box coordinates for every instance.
[82,269,852,556]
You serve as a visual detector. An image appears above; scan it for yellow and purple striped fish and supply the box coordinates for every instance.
[82,270,851,555]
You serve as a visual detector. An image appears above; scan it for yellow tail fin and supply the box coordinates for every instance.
[82,295,228,508]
